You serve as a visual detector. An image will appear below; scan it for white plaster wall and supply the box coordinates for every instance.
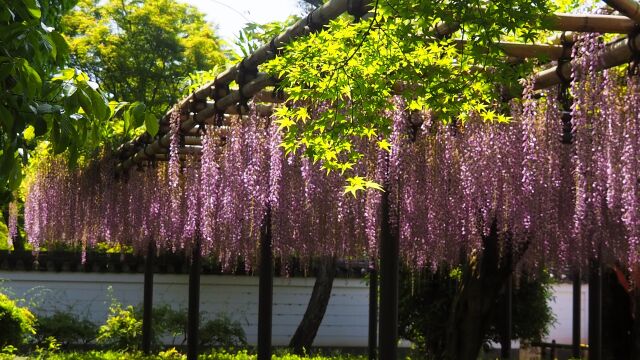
[543,283,588,345]
[0,271,589,348]
[0,272,369,347]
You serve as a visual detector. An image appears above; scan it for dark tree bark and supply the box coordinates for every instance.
[444,221,524,360]
[601,266,632,360]
[289,256,337,354]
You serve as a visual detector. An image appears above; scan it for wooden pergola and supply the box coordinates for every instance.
[112,0,640,359]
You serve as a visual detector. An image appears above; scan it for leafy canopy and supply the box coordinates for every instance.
[0,0,115,194]
[264,0,556,188]
[62,0,227,116]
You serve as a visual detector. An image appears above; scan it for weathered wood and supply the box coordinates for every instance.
[378,184,399,359]
[257,208,273,360]
[142,241,155,354]
[589,258,603,360]
[187,239,201,360]
[534,34,640,90]
[454,40,564,59]
[572,270,581,359]
[368,267,378,360]
[118,74,273,171]
[547,14,636,33]
[604,0,640,23]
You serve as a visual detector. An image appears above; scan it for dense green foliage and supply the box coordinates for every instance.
[96,304,142,350]
[0,0,113,194]
[0,349,367,360]
[34,311,98,346]
[264,0,556,189]
[62,0,227,116]
[0,293,36,348]
[96,301,245,351]
[399,267,555,358]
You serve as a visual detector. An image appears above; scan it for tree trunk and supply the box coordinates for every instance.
[633,287,640,360]
[289,256,337,354]
[444,222,517,360]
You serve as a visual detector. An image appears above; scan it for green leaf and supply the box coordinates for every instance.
[0,104,14,132]
[21,0,41,18]
[18,59,42,98]
[77,87,93,115]
[144,112,159,136]
[86,87,109,121]
[129,102,146,128]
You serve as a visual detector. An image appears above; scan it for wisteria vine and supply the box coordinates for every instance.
[22,34,640,274]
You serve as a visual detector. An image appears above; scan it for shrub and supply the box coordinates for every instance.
[97,304,142,350]
[0,292,36,348]
[199,315,246,349]
[97,300,247,351]
[35,310,98,346]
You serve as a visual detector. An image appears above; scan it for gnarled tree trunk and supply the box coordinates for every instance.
[444,222,524,360]
[289,256,337,354]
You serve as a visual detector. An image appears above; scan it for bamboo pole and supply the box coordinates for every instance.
[604,0,640,23]
[547,13,636,33]
[533,34,640,90]
[118,8,636,169]
[454,40,565,59]
[117,74,274,171]
[116,0,374,163]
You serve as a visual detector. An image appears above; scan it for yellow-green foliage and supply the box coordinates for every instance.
[0,293,36,348]
[0,350,368,360]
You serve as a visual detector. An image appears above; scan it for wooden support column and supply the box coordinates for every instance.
[368,266,378,360]
[572,270,582,358]
[142,241,155,354]
[378,187,399,359]
[589,258,602,360]
[258,208,273,360]
[187,239,201,360]
[500,277,513,359]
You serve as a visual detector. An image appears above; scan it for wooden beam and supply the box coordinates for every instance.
[187,240,202,360]
[257,208,273,360]
[604,0,640,23]
[547,13,636,33]
[454,40,565,59]
[117,74,273,172]
[533,34,640,90]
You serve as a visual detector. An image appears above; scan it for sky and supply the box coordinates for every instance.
[183,0,302,46]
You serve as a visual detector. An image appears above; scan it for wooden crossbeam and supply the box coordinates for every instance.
[533,34,640,90]
[117,3,640,170]
[547,14,636,33]
[604,0,640,23]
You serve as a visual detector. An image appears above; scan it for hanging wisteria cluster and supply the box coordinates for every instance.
[23,107,379,270]
[23,34,640,273]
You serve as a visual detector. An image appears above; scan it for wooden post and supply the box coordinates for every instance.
[142,241,155,354]
[501,276,513,359]
[258,208,273,360]
[589,258,602,360]
[187,239,201,360]
[368,266,378,360]
[378,187,399,359]
[572,270,582,359]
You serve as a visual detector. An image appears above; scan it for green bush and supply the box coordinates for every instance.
[97,304,142,350]
[35,310,98,346]
[199,315,246,349]
[96,300,247,351]
[0,292,36,348]
[0,349,368,359]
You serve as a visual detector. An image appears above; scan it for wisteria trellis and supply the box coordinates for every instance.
[23,35,640,274]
